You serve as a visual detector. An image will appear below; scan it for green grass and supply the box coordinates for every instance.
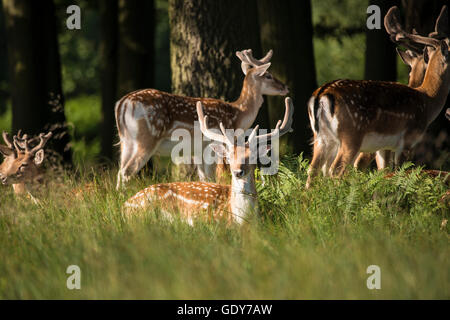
[0,157,448,299]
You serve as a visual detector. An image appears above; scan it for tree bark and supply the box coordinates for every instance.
[168,0,269,128]
[117,0,155,98]
[364,0,398,82]
[258,0,317,155]
[2,0,71,163]
[99,0,118,160]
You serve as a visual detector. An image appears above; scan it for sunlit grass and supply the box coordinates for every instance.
[0,157,448,299]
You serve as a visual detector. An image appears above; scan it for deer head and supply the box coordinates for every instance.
[0,131,52,185]
[196,97,294,180]
[385,6,449,88]
[236,49,289,96]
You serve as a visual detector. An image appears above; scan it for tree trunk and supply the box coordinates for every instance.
[168,0,269,128]
[258,0,317,155]
[117,0,155,97]
[2,0,71,163]
[364,0,398,82]
[401,0,449,169]
[99,0,118,160]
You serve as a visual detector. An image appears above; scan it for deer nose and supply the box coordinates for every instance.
[0,176,7,185]
[233,170,244,178]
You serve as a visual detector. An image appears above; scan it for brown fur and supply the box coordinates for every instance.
[116,60,288,189]
[307,35,450,187]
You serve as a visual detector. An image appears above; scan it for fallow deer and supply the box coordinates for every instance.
[306,6,449,188]
[354,6,445,170]
[0,131,52,203]
[115,49,289,190]
[123,98,294,225]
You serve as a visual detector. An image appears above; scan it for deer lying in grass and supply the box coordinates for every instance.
[354,6,447,171]
[123,98,294,225]
[0,131,52,203]
[306,5,450,188]
[115,49,288,190]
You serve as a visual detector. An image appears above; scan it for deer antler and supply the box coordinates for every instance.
[248,97,294,144]
[384,6,425,54]
[386,6,448,49]
[236,49,273,74]
[196,102,233,148]
[2,131,14,149]
[429,6,449,39]
[13,132,52,155]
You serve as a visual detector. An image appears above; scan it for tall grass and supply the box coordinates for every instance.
[0,156,448,299]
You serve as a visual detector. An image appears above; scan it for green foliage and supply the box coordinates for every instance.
[0,99,11,132]
[65,95,101,165]
[0,158,448,299]
[314,34,366,85]
[313,0,367,32]
[57,2,100,98]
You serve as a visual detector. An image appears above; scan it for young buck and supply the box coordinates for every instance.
[0,131,52,203]
[306,6,450,188]
[354,6,450,172]
[123,98,294,225]
[115,49,288,189]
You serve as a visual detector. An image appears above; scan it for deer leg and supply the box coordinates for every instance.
[122,139,161,184]
[306,140,327,188]
[354,152,375,170]
[322,142,339,176]
[375,150,392,170]
[117,139,134,189]
[393,139,405,167]
[329,140,360,178]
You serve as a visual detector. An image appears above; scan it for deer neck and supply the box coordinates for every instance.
[230,170,257,224]
[232,76,264,129]
[417,63,450,125]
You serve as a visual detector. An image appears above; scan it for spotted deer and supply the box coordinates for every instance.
[306,5,449,188]
[115,49,289,190]
[0,131,52,203]
[355,6,446,170]
[123,98,294,225]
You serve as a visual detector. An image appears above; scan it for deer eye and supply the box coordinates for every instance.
[19,164,28,172]
[265,74,272,79]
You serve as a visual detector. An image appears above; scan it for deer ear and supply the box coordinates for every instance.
[33,149,45,165]
[208,143,228,158]
[254,63,271,76]
[0,145,14,157]
[397,48,414,66]
[441,41,449,59]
